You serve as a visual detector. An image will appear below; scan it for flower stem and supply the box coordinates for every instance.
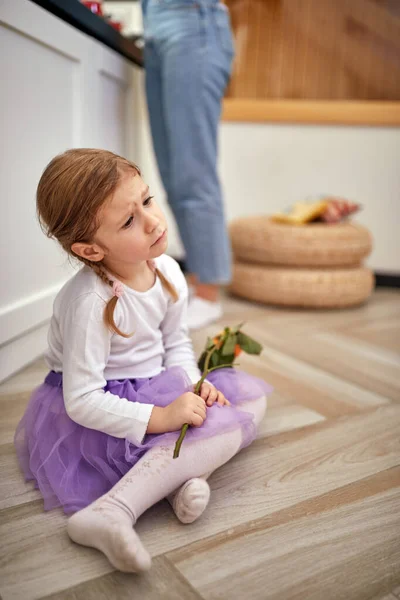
[173,424,189,459]
[173,356,238,459]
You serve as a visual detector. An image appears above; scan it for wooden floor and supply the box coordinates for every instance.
[1,289,400,600]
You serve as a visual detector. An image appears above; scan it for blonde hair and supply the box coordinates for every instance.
[37,148,178,337]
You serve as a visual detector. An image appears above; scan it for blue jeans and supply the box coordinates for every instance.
[141,0,235,284]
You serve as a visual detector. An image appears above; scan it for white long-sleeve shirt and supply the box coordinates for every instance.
[45,254,202,445]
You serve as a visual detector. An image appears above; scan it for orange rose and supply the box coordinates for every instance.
[213,336,222,349]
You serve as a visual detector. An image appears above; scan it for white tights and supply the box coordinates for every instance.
[67,396,266,572]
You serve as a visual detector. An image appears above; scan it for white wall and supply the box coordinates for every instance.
[0,0,140,382]
[219,122,400,273]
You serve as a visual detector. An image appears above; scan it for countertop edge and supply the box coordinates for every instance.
[30,0,144,67]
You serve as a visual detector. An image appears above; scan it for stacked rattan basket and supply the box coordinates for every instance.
[229,217,375,308]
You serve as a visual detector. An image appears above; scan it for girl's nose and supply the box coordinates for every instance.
[145,213,159,233]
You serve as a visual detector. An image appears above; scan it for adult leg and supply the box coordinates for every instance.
[160,5,234,284]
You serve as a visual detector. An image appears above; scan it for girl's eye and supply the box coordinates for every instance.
[123,216,134,229]
[143,196,154,206]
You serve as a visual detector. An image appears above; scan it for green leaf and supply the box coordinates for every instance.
[231,322,245,334]
[206,337,214,350]
[237,332,263,355]
[221,353,235,367]
[222,333,237,356]
[209,351,219,368]
[211,353,234,369]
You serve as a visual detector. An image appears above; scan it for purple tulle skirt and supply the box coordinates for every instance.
[14,366,271,514]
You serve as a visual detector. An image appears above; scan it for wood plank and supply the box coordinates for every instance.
[264,391,293,409]
[240,340,391,415]
[1,291,400,599]
[256,0,278,98]
[220,352,363,419]
[316,330,400,388]
[2,406,398,599]
[0,443,41,510]
[222,99,400,125]
[343,0,400,52]
[299,0,336,99]
[168,465,400,563]
[0,391,33,445]
[392,586,400,599]
[245,325,400,402]
[242,0,261,98]
[0,502,114,600]
[290,0,400,100]
[40,556,202,600]
[172,487,400,600]
[257,403,325,438]
[343,316,400,354]
[226,0,400,102]
[250,309,400,356]
[0,357,47,396]
[215,291,400,339]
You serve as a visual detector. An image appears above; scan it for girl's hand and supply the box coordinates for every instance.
[199,381,231,407]
[147,392,207,434]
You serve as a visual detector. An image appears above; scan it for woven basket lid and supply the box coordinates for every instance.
[230,217,372,268]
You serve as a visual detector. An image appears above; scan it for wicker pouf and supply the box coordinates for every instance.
[230,263,375,309]
[230,217,372,267]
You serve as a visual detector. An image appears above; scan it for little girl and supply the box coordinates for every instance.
[15,149,271,573]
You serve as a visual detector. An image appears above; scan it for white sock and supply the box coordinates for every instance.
[67,498,152,573]
[187,296,223,330]
[67,396,266,571]
[167,478,210,524]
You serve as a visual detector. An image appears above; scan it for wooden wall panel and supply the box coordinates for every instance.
[225,0,400,101]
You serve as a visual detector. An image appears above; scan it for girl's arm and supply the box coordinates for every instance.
[61,293,154,445]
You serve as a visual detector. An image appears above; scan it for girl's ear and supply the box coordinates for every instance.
[71,242,105,262]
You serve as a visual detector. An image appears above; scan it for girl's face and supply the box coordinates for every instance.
[94,171,168,271]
